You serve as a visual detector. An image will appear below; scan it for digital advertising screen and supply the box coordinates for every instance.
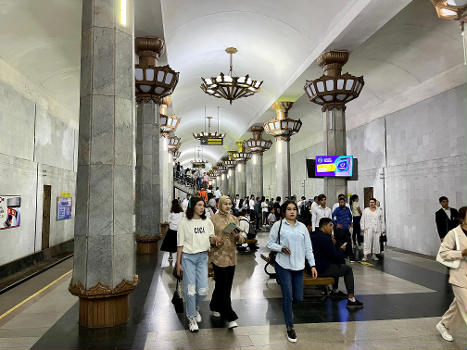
[315,156,353,177]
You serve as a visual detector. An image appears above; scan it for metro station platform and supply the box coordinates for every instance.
[0,231,466,350]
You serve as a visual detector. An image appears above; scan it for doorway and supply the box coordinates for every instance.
[42,185,51,250]
[363,187,374,209]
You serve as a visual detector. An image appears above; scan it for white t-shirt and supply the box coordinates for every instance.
[168,212,184,231]
[214,189,222,199]
[268,213,277,224]
[239,216,250,236]
[182,198,189,212]
[177,217,215,254]
[261,202,268,212]
[235,199,241,210]
[249,199,255,210]
[311,206,332,231]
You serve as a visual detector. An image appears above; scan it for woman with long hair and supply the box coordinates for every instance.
[436,206,467,342]
[209,196,245,328]
[267,200,317,343]
[349,194,362,247]
[176,197,221,332]
[161,199,184,261]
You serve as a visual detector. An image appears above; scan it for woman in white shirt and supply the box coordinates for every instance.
[360,198,385,261]
[176,197,221,332]
[350,194,362,247]
[161,199,184,261]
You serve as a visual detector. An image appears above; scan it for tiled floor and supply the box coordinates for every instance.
[0,229,465,349]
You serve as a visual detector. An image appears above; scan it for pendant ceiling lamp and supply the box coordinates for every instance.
[200,47,263,104]
[190,147,208,168]
[193,107,226,140]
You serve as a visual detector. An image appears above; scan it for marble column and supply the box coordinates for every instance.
[135,101,160,254]
[323,107,347,202]
[220,172,227,195]
[275,137,291,199]
[160,137,169,222]
[227,166,236,196]
[168,152,174,205]
[234,160,247,198]
[245,161,252,197]
[250,152,263,197]
[69,0,137,328]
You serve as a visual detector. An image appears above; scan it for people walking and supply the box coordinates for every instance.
[161,199,184,262]
[332,197,355,261]
[436,206,467,342]
[360,198,385,261]
[435,196,459,242]
[176,197,220,332]
[209,196,245,328]
[311,194,332,233]
[267,200,317,343]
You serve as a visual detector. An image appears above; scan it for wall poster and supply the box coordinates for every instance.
[57,192,72,221]
[0,195,21,229]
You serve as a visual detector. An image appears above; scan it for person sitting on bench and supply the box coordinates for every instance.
[238,209,258,251]
[311,217,364,310]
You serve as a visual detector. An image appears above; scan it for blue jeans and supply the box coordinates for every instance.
[181,251,209,318]
[275,263,304,329]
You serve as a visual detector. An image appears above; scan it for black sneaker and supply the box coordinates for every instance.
[346,299,364,310]
[286,328,297,343]
[330,290,347,300]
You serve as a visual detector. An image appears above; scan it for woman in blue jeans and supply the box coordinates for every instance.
[176,197,221,332]
[267,200,318,343]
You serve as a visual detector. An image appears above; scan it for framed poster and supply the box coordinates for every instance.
[0,195,21,229]
[57,193,72,221]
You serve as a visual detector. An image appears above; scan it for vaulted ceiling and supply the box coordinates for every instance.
[0,0,464,168]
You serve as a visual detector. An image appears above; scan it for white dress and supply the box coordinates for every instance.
[361,207,385,255]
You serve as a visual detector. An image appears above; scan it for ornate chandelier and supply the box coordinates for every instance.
[135,37,179,104]
[431,0,467,19]
[244,125,272,154]
[193,107,226,140]
[168,134,181,150]
[264,102,302,141]
[190,147,208,168]
[222,155,237,167]
[304,50,364,110]
[232,141,252,161]
[216,162,227,171]
[159,97,181,137]
[200,47,263,104]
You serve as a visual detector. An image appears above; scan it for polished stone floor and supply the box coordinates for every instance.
[0,229,466,349]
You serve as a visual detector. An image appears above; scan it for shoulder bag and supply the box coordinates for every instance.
[171,278,184,313]
[268,219,283,266]
[436,228,461,269]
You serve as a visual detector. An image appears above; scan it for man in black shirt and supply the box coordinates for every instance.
[435,196,459,241]
[311,218,363,309]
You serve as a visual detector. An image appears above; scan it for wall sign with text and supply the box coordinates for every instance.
[0,195,21,229]
[57,193,72,221]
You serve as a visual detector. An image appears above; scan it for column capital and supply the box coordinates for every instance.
[69,275,139,299]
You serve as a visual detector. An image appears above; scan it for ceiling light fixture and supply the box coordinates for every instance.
[159,97,181,137]
[193,107,226,140]
[200,47,263,104]
[244,125,272,154]
[190,147,208,169]
[264,102,302,141]
[431,0,467,19]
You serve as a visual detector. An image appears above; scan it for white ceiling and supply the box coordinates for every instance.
[0,0,464,168]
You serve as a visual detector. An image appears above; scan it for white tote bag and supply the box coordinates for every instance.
[436,229,461,269]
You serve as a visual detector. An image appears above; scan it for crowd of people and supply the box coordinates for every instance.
[160,186,467,344]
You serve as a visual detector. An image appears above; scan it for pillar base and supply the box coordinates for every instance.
[136,235,159,255]
[69,275,138,328]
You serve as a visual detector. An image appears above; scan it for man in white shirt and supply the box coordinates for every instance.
[249,195,255,211]
[311,196,319,211]
[312,194,332,232]
[181,194,191,212]
[214,187,222,199]
[332,194,350,212]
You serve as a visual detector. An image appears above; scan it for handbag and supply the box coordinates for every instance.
[268,219,283,266]
[436,228,461,269]
[171,278,184,313]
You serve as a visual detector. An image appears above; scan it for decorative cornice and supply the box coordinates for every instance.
[69,274,139,299]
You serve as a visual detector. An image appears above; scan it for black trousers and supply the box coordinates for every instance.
[334,228,355,259]
[320,264,355,295]
[210,264,238,321]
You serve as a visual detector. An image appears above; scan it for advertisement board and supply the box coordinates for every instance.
[315,156,353,177]
[57,193,72,221]
[0,195,21,229]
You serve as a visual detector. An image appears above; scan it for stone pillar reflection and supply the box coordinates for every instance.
[234,160,247,198]
[135,101,160,254]
[323,107,347,202]
[245,161,252,197]
[250,152,263,197]
[160,137,169,222]
[275,137,291,200]
[70,0,137,328]
[168,152,174,205]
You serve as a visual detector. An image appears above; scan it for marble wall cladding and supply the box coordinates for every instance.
[235,163,246,197]
[275,139,291,199]
[250,153,263,197]
[0,155,38,266]
[160,138,170,222]
[113,232,136,286]
[35,164,76,248]
[246,161,252,196]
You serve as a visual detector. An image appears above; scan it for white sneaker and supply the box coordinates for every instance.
[227,321,238,329]
[436,321,453,342]
[362,257,368,262]
[196,311,202,323]
[372,255,379,261]
[211,311,221,318]
[188,317,199,332]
